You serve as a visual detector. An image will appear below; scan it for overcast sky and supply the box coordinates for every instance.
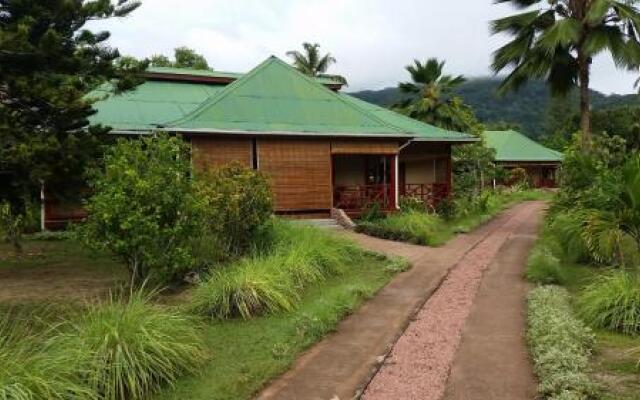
[93,0,639,94]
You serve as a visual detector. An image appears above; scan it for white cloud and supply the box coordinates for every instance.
[90,0,640,94]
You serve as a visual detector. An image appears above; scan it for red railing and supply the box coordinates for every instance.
[333,184,392,210]
[402,183,451,206]
[334,183,451,211]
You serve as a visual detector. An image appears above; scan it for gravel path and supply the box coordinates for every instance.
[362,203,540,400]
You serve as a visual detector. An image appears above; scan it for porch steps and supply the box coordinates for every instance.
[294,219,343,230]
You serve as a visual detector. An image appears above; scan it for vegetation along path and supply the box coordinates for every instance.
[257,201,546,400]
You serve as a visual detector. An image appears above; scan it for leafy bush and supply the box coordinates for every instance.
[81,134,205,284]
[195,163,273,259]
[0,201,24,253]
[578,270,640,335]
[526,245,565,285]
[191,221,363,319]
[0,316,92,400]
[28,230,74,241]
[527,286,598,399]
[53,290,208,400]
[547,211,592,264]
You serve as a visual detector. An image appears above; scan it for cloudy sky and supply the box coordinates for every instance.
[93,0,639,94]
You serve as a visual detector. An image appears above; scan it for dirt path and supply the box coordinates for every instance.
[443,213,541,400]
[256,202,546,400]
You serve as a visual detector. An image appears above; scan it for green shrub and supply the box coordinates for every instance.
[81,134,205,284]
[578,270,640,335]
[53,290,208,400]
[0,201,24,253]
[527,286,598,399]
[547,211,592,264]
[526,245,565,285]
[195,162,273,259]
[191,221,362,319]
[0,316,92,400]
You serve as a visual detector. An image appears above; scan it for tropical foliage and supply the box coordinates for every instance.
[492,0,640,149]
[0,201,24,253]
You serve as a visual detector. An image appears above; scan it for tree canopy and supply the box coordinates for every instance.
[150,46,211,70]
[492,0,640,150]
[0,0,146,207]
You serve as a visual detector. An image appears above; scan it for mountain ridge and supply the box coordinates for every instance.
[349,78,640,138]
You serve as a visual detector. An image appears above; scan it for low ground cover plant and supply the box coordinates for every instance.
[525,244,565,285]
[527,286,598,400]
[191,221,364,319]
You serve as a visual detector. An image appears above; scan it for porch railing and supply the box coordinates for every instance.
[333,183,451,211]
[402,183,451,206]
[333,184,392,211]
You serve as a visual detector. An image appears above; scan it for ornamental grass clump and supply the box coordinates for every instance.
[356,210,440,245]
[525,245,565,285]
[578,270,640,336]
[53,290,208,400]
[191,221,363,319]
[527,286,598,400]
[0,316,92,400]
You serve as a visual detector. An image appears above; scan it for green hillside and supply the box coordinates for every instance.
[350,78,640,138]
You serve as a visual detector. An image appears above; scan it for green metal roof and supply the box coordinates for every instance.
[340,94,475,141]
[483,130,563,163]
[169,57,410,135]
[89,81,225,131]
[88,56,476,141]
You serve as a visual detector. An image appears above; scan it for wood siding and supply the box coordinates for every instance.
[258,139,332,211]
[190,136,252,170]
[331,139,399,155]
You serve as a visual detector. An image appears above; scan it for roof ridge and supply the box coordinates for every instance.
[167,56,404,133]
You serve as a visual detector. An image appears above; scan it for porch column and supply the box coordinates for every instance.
[392,154,399,209]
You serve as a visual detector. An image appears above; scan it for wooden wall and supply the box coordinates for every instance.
[190,136,252,170]
[258,138,332,211]
[331,139,399,155]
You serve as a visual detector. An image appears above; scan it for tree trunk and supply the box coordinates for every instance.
[578,50,592,152]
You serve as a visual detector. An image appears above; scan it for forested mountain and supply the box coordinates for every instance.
[350,78,640,138]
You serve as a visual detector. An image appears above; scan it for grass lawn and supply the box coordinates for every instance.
[0,235,402,400]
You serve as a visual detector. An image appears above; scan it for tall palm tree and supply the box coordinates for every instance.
[286,42,344,82]
[397,59,470,131]
[492,0,640,151]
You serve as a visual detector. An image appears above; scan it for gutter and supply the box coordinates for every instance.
[111,128,478,143]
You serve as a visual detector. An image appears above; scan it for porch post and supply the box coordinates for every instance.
[392,154,399,210]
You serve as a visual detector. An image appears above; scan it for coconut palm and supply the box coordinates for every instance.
[286,42,335,76]
[396,59,476,132]
[286,42,346,84]
[491,0,640,151]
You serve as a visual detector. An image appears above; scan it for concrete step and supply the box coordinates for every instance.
[294,219,343,230]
